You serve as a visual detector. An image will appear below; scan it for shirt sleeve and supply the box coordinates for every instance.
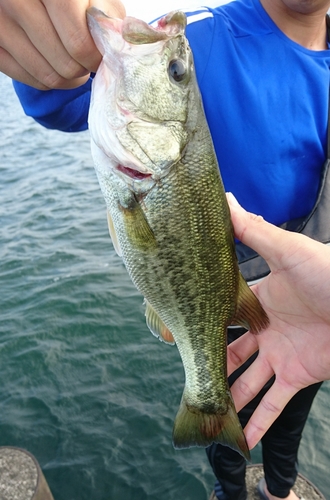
[12,77,93,132]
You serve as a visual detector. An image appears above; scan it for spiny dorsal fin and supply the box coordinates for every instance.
[107,210,122,257]
[233,273,269,334]
[145,300,175,345]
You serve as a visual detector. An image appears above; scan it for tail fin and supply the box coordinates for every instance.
[172,394,250,460]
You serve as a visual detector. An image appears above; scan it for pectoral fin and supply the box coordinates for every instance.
[119,197,157,253]
[107,210,122,257]
[145,300,175,345]
[233,273,269,334]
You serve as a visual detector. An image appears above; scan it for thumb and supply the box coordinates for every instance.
[226,192,290,268]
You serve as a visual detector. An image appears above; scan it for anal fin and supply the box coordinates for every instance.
[145,300,175,345]
[233,273,269,334]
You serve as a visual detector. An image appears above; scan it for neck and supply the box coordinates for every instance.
[260,0,329,50]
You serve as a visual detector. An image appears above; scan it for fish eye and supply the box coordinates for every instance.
[169,59,187,83]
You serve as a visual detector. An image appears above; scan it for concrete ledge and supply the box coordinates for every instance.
[246,463,326,500]
[0,447,54,500]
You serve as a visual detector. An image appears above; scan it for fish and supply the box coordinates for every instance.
[86,7,269,460]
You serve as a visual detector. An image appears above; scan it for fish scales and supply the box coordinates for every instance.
[87,7,269,459]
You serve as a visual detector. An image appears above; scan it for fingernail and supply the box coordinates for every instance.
[226,192,240,207]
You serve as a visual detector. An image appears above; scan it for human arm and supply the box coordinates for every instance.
[0,0,125,90]
[226,193,330,449]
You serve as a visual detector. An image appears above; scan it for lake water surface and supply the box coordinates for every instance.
[0,73,329,500]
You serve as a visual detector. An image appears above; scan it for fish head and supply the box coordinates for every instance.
[87,8,195,195]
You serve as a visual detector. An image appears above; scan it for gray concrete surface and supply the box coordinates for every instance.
[0,447,54,500]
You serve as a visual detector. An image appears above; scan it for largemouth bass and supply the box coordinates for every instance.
[87,8,269,460]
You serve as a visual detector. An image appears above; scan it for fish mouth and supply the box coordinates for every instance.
[116,164,152,181]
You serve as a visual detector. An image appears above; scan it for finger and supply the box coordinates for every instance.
[226,192,291,268]
[0,15,57,88]
[42,0,100,73]
[230,354,274,412]
[44,0,126,73]
[0,7,89,89]
[0,48,88,89]
[13,1,89,83]
[243,381,298,449]
[0,48,48,89]
[227,331,259,376]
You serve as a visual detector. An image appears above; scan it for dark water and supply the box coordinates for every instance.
[0,73,329,500]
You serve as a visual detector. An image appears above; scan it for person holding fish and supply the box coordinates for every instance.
[3,1,330,500]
